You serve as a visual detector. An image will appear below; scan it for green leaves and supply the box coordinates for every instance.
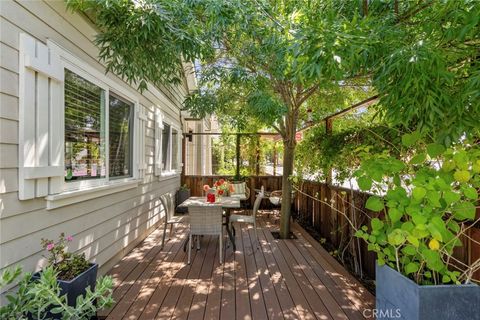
[453,170,471,183]
[387,229,406,246]
[405,262,419,275]
[366,196,384,212]
[452,201,476,220]
[0,265,114,320]
[422,249,444,272]
[410,153,426,165]
[427,143,446,158]
[444,191,461,205]
[401,132,421,147]
[354,138,480,285]
[388,208,403,223]
[67,0,215,90]
[406,235,419,248]
[371,218,384,231]
[412,187,427,200]
[358,176,372,191]
[463,186,478,200]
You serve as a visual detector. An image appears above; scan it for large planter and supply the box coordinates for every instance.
[176,188,191,214]
[32,263,98,308]
[376,264,480,320]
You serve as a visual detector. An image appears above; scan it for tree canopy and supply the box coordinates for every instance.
[67,0,480,238]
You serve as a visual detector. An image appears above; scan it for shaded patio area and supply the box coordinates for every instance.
[98,211,374,320]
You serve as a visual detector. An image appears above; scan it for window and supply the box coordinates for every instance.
[156,117,181,175]
[172,128,179,170]
[64,70,135,186]
[109,94,134,178]
[64,70,106,182]
[162,122,171,171]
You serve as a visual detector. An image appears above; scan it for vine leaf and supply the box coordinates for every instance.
[366,196,384,212]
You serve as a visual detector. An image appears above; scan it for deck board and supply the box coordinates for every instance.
[241,223,268,320]
[245,226,282,320]
[102,211,374,320]
[172,236,216,319]
[186,236,218,320]
[219,238,236,319]
[233,223,253,320]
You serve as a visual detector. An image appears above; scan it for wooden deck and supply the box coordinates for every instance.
[99,211,374,320]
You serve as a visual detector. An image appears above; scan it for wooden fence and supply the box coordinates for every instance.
[182,175,480,282]
[294,180,480,282]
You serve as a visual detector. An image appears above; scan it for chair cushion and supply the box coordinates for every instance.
[269,196,281,205]
[231,182,246,195]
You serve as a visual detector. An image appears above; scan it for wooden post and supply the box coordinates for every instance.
[362,0,368,16]
[235,134,241,179]
[325,118,333,184]
[273,142,277,176]
[325,118,334,243]
[255,135,260,176]
[181,135,186,184]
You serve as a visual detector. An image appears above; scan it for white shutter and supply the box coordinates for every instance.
[179,132,184,170]
[18,34,64,200]
[136,105,148,180]
[154,109,164,176]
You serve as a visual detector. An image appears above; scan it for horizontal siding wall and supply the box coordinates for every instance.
[0,0,185,288]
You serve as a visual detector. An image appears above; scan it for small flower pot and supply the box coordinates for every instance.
[376,263,480,320]
[32,263,98,315]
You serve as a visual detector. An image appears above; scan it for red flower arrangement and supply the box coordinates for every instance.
[204,179,234,197]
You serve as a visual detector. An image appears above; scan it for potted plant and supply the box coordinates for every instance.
[0,265,113,320]
[176,184,191,214]
[33,233,99,312]
[354,136,480,320]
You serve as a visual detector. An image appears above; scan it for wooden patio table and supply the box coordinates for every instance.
[178,196,242,250]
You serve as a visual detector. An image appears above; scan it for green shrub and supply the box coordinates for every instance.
[355,135,480,285]
[0,266,114,320]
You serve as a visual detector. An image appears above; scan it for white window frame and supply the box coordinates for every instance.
[159,115,182,178]
[45,41,142,208]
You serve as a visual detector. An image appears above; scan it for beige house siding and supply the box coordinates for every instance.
[0,0,187,286]
[184,119,214,176]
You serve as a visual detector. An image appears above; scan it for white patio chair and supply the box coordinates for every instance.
[268,189,296,206]
[160,193,188,249]
[229,188,264,245]
[188,205,223,264]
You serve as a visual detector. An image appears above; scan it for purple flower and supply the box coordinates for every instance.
[46,243,55,251]
[66,235,73,242]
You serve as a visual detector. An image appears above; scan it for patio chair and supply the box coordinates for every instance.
[268,189,296,224]
[160,193,188,249]
[268,189,296,206]
[229,188,264,245]
[188,205,223,264]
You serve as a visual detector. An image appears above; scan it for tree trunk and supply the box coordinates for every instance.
[279,143,295,239]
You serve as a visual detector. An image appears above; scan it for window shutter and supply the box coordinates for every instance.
[136,105,148,180]
[154,109,164,176]
[18,34,64,200]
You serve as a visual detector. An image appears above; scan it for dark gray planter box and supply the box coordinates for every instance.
[176,188,190,214]
[31,263,98,319]
[376,264,480,320]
